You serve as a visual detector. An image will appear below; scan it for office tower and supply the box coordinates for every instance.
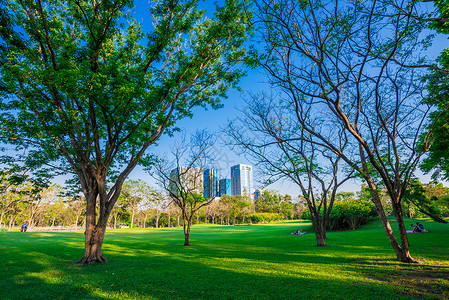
[169,167,203,196]
[231,164,254,197]
[254,188,264,200]
[204,169,218,198]
[219,179,231,196]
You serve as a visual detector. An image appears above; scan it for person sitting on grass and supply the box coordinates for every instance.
[411,224,421,233]
[292,230,306,235]
[416,222,428,233]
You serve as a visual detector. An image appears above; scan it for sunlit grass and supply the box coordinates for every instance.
[0,218,448,299]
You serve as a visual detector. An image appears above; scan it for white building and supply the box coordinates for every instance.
[231,164,254,198]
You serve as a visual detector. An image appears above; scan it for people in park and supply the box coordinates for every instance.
[411,223,428,233]
[416,222,428,232]
[20,222,28,232]
[292,230,306,235]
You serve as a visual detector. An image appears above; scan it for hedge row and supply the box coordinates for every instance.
[302,200,376,230]
[248,212,285,223]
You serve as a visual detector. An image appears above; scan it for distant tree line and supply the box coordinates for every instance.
[0,178,307,230]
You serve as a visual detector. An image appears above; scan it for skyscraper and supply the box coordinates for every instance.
[219,178,231,196]
[254,188,264,200]
[231,164,254,198]
[169,167,203,196]
[203,169,218,198]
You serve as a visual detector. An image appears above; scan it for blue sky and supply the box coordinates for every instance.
[124,0,449,198]
[28,0,443,198]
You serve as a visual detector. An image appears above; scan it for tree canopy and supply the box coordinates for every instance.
[0,0,252,263]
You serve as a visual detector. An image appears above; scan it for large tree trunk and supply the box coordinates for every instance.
[311,211,328,247]
[77,186,113,264]
[391,200,416,263]
[367,180,416,263]
[78,225,107,264]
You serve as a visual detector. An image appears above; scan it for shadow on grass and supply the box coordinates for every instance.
[0,246,405,300]
[1,220,448,299]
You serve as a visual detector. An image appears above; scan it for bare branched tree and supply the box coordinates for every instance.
[226,94,355,246]
[252,0,435,262]
[152,131,217,246]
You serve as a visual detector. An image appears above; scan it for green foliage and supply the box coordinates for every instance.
[248,212,284,223]
[255,190,280,213]
[0,0,252,223]
[302,200,376,231]
[402,179,449,221]
[421,0,449,181]
[327,200,376,231]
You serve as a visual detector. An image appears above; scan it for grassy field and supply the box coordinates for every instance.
[0,217,448,300]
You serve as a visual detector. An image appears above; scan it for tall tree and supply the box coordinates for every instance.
[251,0,434,261]
[227,95,355,246]
[0,0,251,263]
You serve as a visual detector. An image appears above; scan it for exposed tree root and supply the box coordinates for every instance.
[76,254,108,265]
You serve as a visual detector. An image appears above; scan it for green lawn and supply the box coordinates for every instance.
[0,218,448,299]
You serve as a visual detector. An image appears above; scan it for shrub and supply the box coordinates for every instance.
[301,200,376,230]
[249,213,285,223]
[328,200,376,230]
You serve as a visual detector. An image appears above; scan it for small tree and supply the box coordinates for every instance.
[152,131,217,245]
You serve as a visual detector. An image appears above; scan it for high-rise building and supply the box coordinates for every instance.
[254,188,264,200]
[169,167,203,196]
[203,169,218,198]
[231,164,254,197]
[218,179,231,196]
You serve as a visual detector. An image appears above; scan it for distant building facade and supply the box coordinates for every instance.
[218,179,231,196]
[169,167,203,196]
[231,164,254,198]
[204,169,218,198]
[254,188,264,200]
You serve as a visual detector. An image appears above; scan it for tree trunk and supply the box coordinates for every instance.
[0,210,5,228]
[391,199,416,263]
[183,215,192,246]
[367,180,416,263]
[131,208,135,228]
[8,214,16,231]
[78,225,107,264]
[311,211,328,247]
[77,190,111,264]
